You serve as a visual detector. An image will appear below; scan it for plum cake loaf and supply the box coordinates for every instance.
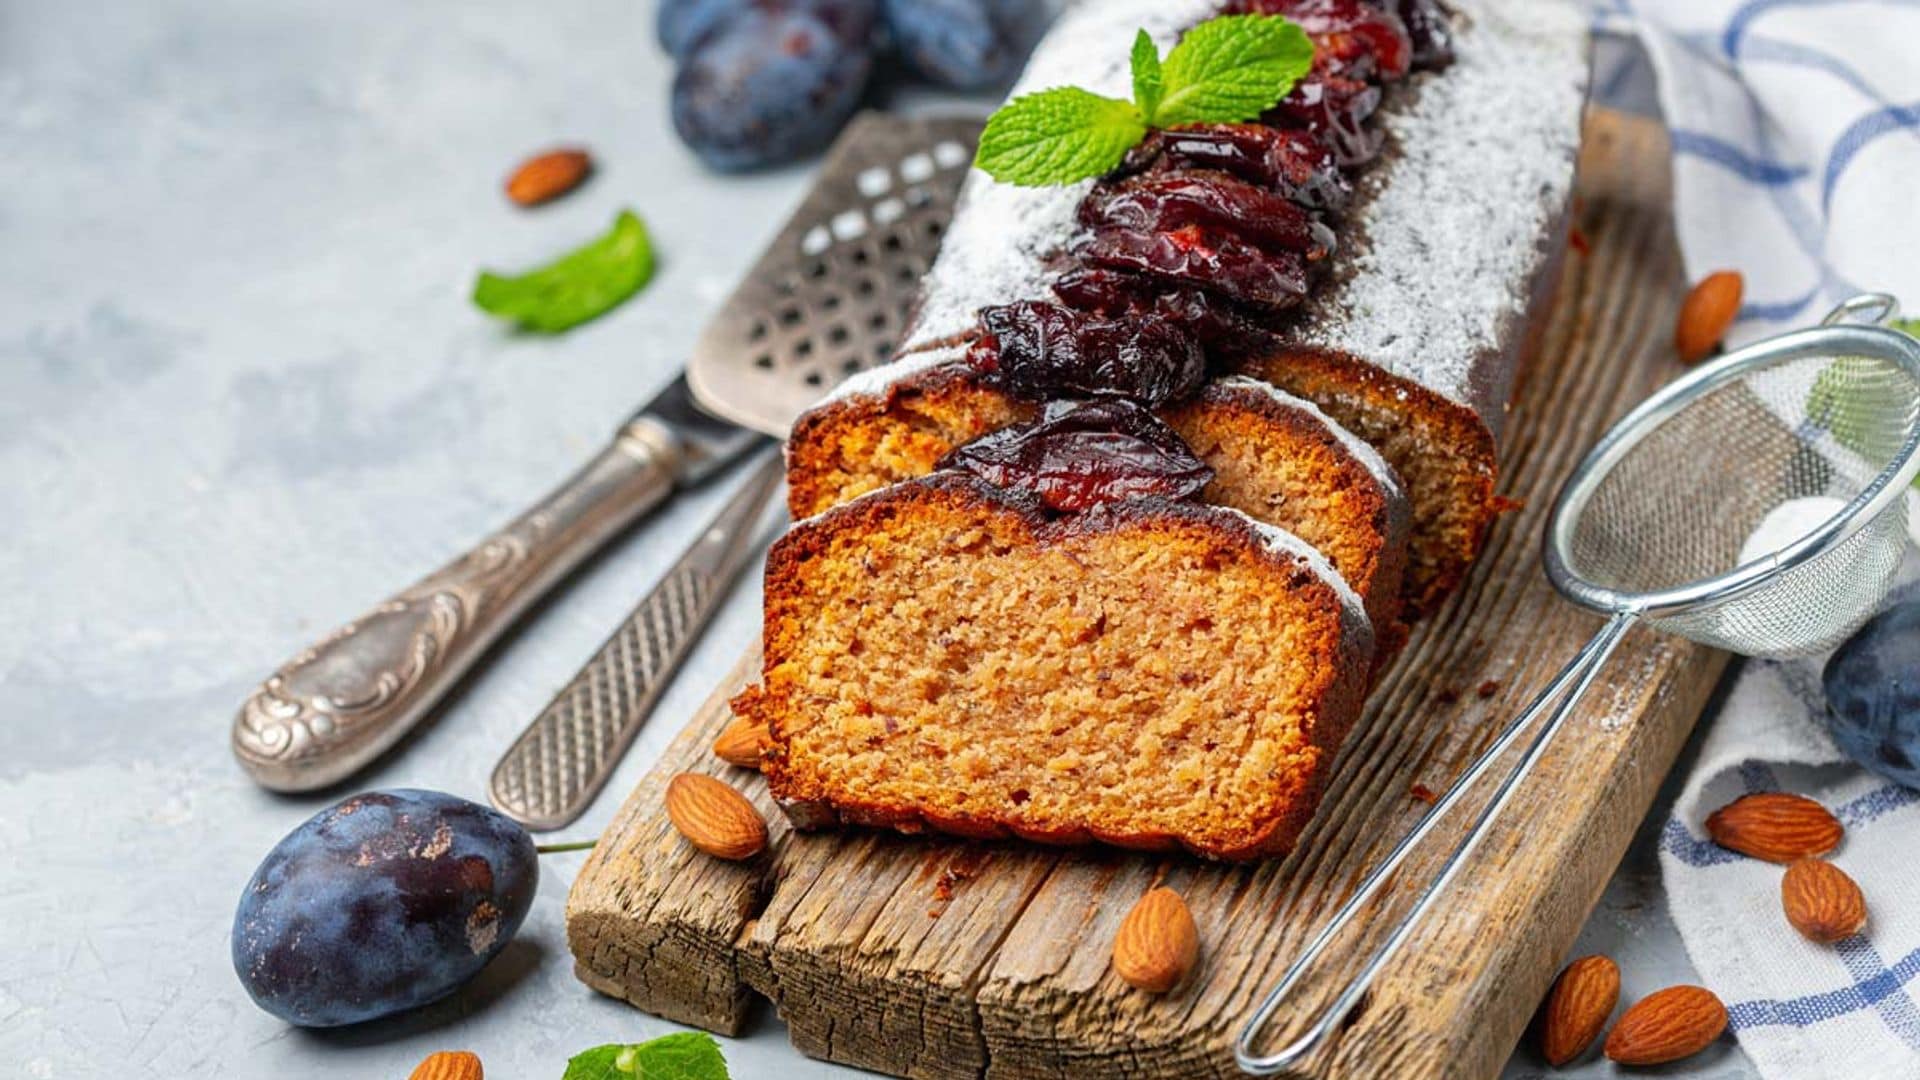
[735,472,1374,861]
[784,0,1590,615]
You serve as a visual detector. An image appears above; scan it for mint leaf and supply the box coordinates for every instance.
[1131,30,1164,122]
[474,209,654,334]
[1154,15,1314,128]
[563,1032,729,1080]
[975,87,1146,186]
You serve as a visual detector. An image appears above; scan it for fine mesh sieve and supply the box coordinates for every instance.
[1238,294,1920,1075]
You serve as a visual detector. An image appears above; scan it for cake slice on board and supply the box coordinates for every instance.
[735,472,1374,860]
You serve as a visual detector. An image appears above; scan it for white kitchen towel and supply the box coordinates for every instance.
[1590,0,1920,342]
[1584,3,1920,1078]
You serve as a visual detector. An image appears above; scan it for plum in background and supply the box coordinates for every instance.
[672,4,876,171]
[657,0,879,58]
[231,789,538,1027]
[1823,600,1920,789]
[880,0,1041,90]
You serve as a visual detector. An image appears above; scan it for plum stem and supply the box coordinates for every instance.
[535,839,597,854]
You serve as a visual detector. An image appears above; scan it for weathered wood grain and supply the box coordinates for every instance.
[567,111,1724,1079]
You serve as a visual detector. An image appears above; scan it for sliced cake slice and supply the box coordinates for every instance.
[788,372,1409,634]
[735,472,1374,861]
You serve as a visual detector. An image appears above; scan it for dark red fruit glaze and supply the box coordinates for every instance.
[1121,124,1350,212]
[953,0,1450,512]
[1384,0,1454,70]
[1072,225,1310,311]
[968,301,1206,407]
[1052,267,1274,358]
[938,399,1215,514]
[1079,172,1336,260]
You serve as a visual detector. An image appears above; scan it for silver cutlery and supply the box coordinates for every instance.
[484,112,984,828]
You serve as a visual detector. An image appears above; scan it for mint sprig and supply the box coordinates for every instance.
[974,15,1314,187]
[1806,317,1920,489]
[562,1031,729,1079]
[473,209,655,334]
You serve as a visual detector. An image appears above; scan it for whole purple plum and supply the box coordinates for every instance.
[231,789,537,1027]
[671,5,875,171]
[1824,601,1920,789]
[881,0,1041,89]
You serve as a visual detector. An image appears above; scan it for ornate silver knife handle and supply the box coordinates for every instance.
[489,448,785,830]
[231,417,687,792]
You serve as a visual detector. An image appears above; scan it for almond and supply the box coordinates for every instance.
[1782,858,1867,943]
[1705,792,1842,863]
[1113,887,1199,993]
[1674,270,1743,362]
[665,773,768,860]
[713,717,770,769]
[409,1050,482,1080]
[505,148,592,207]
[1539,954,1620,1066]
[1604,985,1728,1065]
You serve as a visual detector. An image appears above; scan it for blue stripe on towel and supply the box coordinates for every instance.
[1823,100,1920,213]
[1727,946,1920,1032]
[1723,0,1920,60]
[1670,128,1809,184]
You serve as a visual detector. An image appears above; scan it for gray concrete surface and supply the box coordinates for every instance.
[0,4,1748,1076]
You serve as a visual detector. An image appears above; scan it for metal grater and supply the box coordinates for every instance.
[487,113,982,830]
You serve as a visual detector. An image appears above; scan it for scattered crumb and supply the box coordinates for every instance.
[1569,223,1591,256]
[1477,680,1502,698]
[1410,783,1439,804]
[1437,687,1463,705]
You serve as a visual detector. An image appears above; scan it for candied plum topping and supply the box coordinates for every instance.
[1052,267,1274,357]
[938,399,1214,513]
[1120,124,1351,213]
[1229,0,1414,81]
[1073,225,1310,311]
[968,301,1206,406]
[1266,75,1384,166]
[1384,0,1454,70]
[1079,172,1335,260]
[944,0,1453,515]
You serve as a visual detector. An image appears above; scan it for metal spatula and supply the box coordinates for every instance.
[486,113,982,829]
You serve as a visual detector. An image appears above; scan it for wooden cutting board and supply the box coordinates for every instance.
[565,110,1724,1079]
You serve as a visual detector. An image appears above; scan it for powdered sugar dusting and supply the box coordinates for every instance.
[904,0,1224,347]
[1298,0,1588,417]
[896,0,1587,424]
[813,342,965,411]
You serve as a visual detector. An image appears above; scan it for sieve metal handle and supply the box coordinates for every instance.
[1235,611,1637,1075]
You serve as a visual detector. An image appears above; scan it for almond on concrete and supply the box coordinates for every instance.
[713,717,770,769]
[1604,985,1728,1066]
[505,147,592,207]
[1782,858,1867,943]
[1113,887,1199,993]
[665,772,768,860]
[1675,270,1743,362]
[409,1050,482,1080]
[1705,791,1842,863]
[1539,954,1619,1066]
